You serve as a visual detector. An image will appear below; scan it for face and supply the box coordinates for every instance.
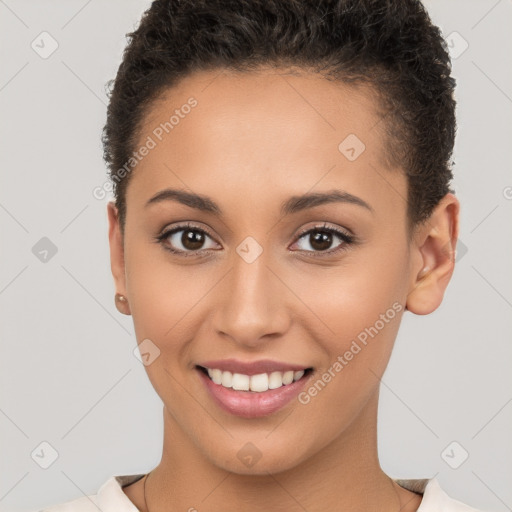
[109,68,427,475]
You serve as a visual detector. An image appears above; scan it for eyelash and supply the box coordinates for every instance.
[154,221,355,259]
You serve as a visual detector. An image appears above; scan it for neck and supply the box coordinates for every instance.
[144,390,418,512]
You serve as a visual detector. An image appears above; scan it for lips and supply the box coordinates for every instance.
[195,358,314,418]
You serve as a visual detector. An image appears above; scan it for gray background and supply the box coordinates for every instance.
[1,0,511,511]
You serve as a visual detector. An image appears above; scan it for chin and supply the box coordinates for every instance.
[204,440,309,476]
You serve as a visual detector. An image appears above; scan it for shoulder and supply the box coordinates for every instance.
[36,474,145,512]
[396,477,489,512]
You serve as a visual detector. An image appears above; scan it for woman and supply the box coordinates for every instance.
[41,0,485,510]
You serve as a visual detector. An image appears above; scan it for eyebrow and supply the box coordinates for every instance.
[145,188,374,216]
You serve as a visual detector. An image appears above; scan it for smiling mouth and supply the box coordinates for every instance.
[196,365,313,393]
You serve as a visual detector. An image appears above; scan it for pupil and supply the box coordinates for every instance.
[311,231,332,251]
[183,229,204,250]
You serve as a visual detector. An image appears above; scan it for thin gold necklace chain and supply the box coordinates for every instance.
[143,471,150,512]
[142,469,405,512]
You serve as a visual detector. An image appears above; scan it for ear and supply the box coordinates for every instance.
[107,200,131,315]
[406,193,460,315]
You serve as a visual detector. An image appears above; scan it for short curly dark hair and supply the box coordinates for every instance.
[102,0,456,236]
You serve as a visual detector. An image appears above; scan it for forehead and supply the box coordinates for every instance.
[127,68,405,219]
[140,67,385,156]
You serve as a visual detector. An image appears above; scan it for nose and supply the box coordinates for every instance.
[211,249,291,349]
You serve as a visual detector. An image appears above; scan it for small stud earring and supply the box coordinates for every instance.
[115,293,131,315]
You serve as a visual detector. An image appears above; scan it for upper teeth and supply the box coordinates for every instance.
[206,368,306,392]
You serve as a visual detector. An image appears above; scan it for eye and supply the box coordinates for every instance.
[291,222,355,257]
[155,222,219,257]
[155,221,355,259]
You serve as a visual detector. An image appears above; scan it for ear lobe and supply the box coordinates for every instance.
[406,193,460,315]
[107,201,131,315]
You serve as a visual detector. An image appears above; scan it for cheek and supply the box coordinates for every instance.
[294,242,409,393]
[125,239,211,338]
[296,277,405,430]
[124,252,205,404]
[295,247,408,339]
